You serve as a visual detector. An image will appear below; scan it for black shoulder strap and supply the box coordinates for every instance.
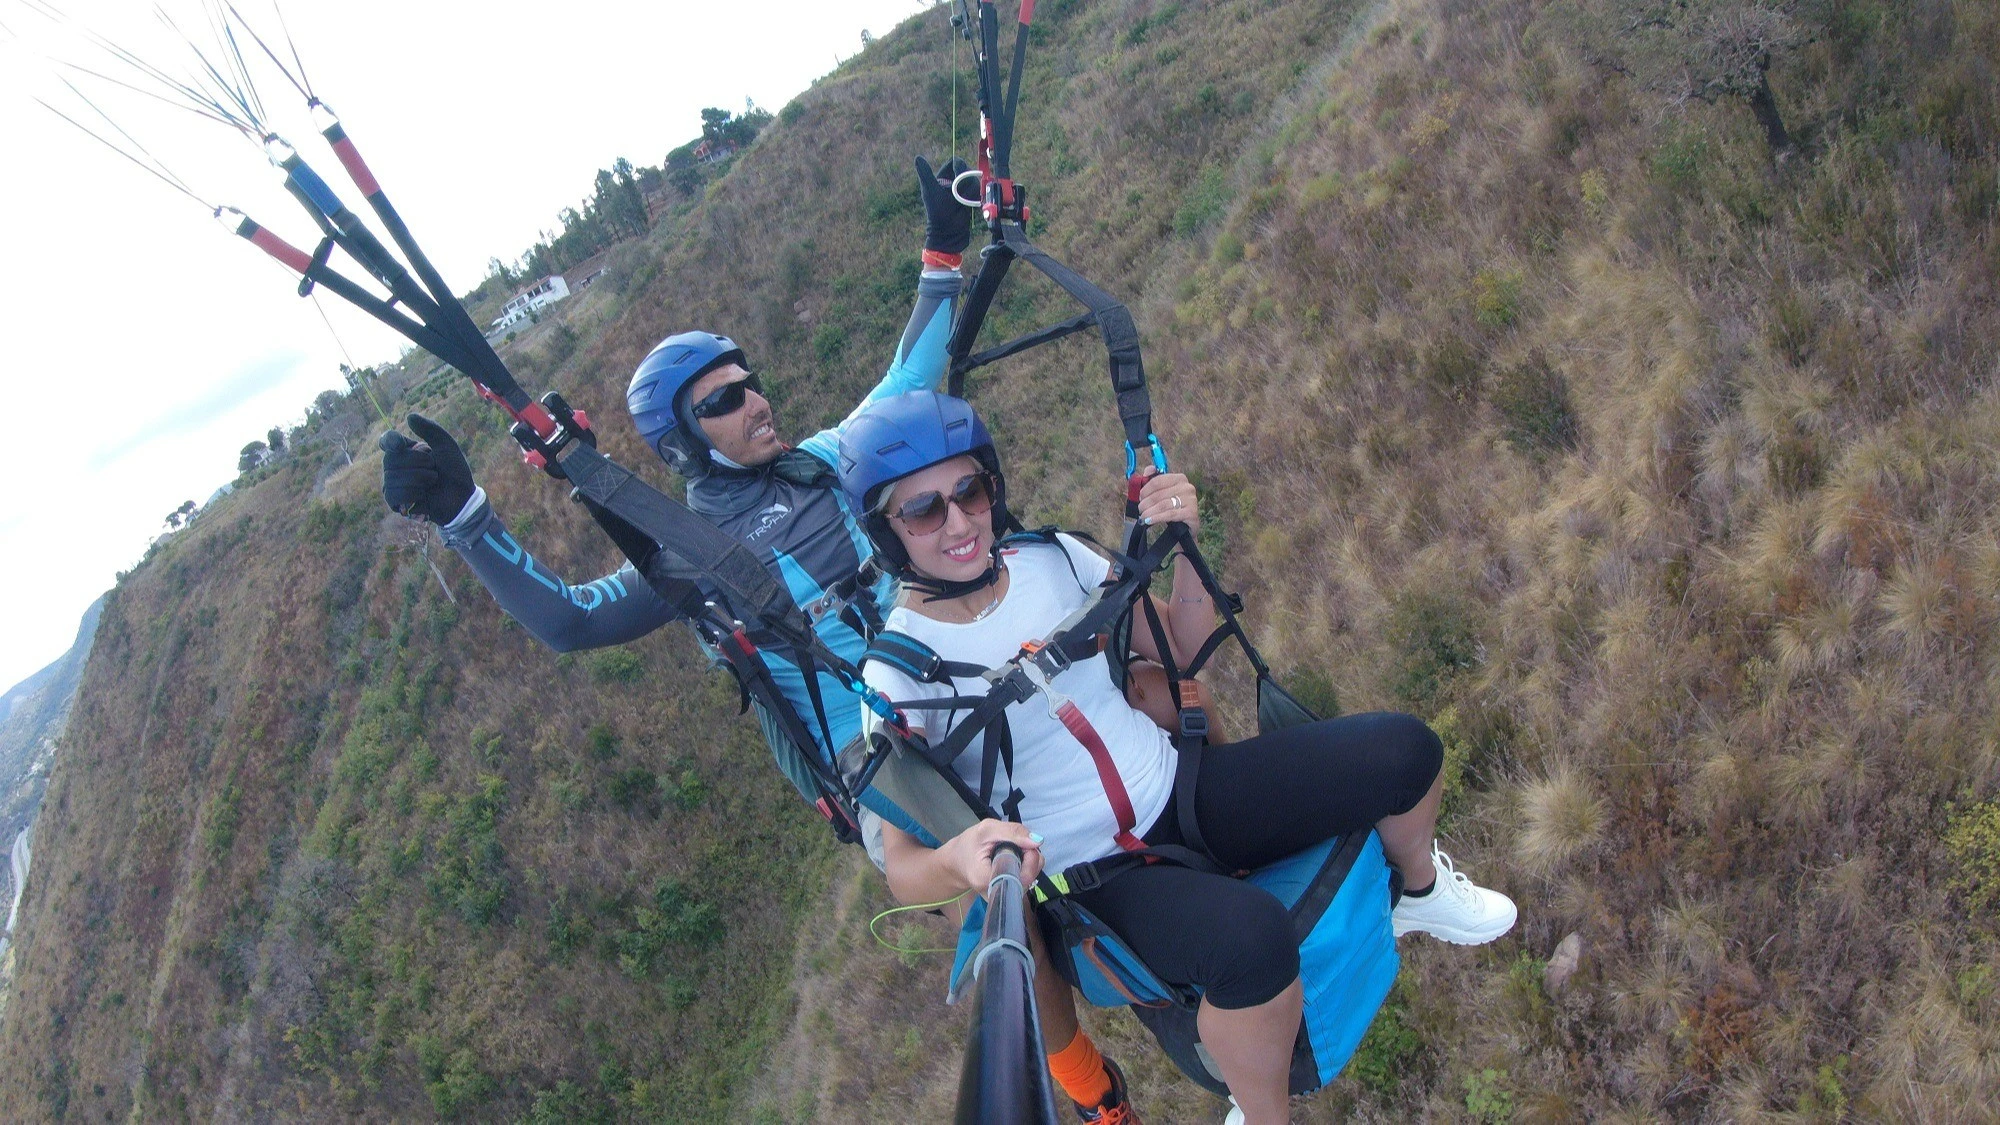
[866,632,961,684]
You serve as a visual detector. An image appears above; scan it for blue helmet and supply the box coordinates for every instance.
[838,391,1009,574]
[626,330,748,475]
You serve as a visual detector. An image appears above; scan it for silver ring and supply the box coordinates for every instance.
[1170,496,1182,508]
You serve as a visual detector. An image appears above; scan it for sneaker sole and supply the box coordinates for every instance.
[1391,912,1517,945]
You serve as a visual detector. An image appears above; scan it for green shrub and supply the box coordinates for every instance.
[415,1037,495,1119]
[302,500,359,544]
[1463,1068,1514,1124]
[548,900,592,964]
[425,775,509,925]
[609,881,725,980]
[1123,2,1181,45]
[526,1080,612,1125]
[586,723,619,760]
[1282,666,1341,719]
[1650,124,1712,191]
[1349,983,1420,1096]
[1386,590,1481,710]
[466,727,500,770]
[1472,269,1523,329]
[812,323,850,363]
[424,598,459,641]
[661,766,709,811]
[608,767,660,813]
[1795,1055,1850,1119]
[865,180,921,225]
[204,783,242,859]
[587,648,645,684]
[1429,706,1475,828]
[1492,351,1579,457]
[1173,164,1232,236]
[1945,800,2000,920]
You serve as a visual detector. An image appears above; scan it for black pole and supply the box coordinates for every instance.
[953,845,1061,1125]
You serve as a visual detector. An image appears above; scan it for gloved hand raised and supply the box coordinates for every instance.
[379,413,476,525]
[916,155,974,256]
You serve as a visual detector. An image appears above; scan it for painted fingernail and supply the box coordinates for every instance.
[1028,832,1045,844]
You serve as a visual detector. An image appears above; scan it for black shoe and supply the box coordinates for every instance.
[1075,1056,1141,1124]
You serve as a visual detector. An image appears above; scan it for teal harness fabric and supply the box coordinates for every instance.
[946,831,1399,1096]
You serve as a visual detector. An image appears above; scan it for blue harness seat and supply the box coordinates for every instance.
[947,830,1400,1097]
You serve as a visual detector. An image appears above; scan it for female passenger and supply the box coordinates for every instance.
[838,392,1515,1125]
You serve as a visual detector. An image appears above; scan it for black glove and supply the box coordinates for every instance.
[916,155,974,256]
[379,413,476,525]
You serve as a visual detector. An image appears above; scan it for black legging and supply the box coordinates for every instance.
[1062,711,1441,1009]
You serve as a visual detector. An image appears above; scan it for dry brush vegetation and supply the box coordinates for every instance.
[1,0,1997,1121]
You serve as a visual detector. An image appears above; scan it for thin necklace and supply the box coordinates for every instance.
[967,564,1006,622]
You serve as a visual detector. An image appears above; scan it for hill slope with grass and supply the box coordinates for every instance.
[3,0,1998,1121]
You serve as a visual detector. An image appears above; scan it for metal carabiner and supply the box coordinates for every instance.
[952,167,984,208]
[1017,655,1070,721]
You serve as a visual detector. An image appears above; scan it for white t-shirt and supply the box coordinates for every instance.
[863,534,1177,873]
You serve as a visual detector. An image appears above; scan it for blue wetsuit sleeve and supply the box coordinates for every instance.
[439,489,679,652]
[796,269,961,463]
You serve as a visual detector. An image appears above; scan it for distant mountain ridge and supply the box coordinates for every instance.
[0,595,104,843]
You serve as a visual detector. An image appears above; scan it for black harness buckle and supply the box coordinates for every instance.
[1058,860,1104,895]
[1022,638,1073,682]
[1178,706,1209,743]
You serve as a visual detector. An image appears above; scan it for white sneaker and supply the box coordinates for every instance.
[1390,844,1517,944]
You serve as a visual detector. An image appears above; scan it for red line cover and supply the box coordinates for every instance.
[330,136,382,198]
[247,225,312,274]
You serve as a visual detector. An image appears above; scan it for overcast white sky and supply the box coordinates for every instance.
[0,0,935,694]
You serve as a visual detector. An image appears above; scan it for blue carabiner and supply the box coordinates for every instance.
[1124,434,1170,476]
[850,680,900,723]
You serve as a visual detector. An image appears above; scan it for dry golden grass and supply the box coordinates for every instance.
[1513,765,1607,879]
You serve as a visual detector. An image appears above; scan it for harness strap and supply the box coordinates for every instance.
[790,641,842,769]
[1172,680,1212,860]
[717,627,862,842]
[1035,844,1228,902]
[1051,696,1145,853]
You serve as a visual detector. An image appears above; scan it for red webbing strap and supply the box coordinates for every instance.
[1053,699,1145,853]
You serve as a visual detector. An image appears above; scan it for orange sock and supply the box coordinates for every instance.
[1046,1028,1114,1108]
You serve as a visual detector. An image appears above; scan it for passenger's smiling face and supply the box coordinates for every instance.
[884,455,996,583]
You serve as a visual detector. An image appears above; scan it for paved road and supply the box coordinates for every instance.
[6,826,30,936]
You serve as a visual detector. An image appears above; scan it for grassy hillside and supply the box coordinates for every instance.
[3,0,1998,1121]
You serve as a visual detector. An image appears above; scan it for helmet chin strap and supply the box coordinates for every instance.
[900,543,1006,603]
[708,446,753,472]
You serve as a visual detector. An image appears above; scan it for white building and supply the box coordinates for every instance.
[491,275,571,331]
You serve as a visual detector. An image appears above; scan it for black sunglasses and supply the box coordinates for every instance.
[889,471,998,535]
[689,373,764,419]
